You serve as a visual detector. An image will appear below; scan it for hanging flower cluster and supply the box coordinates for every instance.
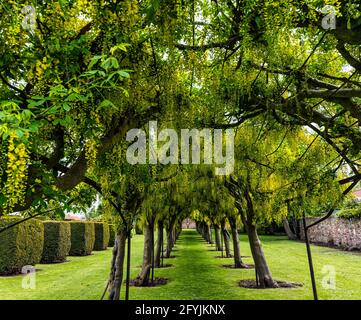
[4,134,29,212]
[85,138,98,170]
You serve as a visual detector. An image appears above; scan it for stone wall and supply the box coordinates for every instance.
[299,217,361,251]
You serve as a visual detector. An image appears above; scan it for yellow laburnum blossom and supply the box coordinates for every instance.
[85,138,98,170]
[4,134,29,213]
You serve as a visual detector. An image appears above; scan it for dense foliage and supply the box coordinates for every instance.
[2,0,361,296]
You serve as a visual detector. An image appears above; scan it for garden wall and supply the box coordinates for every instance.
[299,217,361,251]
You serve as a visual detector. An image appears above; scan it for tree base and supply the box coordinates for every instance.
[127,277,168,287]
[156,264,174,269]
[222,264,254,269]
[238,279,303,289]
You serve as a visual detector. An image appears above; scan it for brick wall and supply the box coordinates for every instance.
[299,217,361,251]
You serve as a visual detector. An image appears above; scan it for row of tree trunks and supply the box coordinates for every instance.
[197,221,211,243]
[108,229,127,300]
[108,215,182,296]
[197,219,245,265]
[138,218,179,286]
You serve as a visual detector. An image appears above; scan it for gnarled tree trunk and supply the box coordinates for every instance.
[136,222,153,286]
[198,222,204,238]
[283,218,297,240]
[247,223,278,288]
[166,227,174,258]
[221,221,232,258]
[155,220,163,268]
[172,228,177,246]
[165,215,177,258]
[108,229,127,300]
[214,224,222,251]
[240,190,278,288]
[229,216,246,268]
[207,224,213,243]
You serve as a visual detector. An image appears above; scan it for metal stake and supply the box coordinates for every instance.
[125,230,131,301]
[303,212,318,300]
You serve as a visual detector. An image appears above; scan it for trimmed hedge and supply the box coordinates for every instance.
[41,221,71,263]
[93,222,110,250]
[69,221,95,256]
[108,224,115,247]
[0,217,44,275]
[337,207,361,219]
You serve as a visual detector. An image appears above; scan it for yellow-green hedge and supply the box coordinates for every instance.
[41,221,71,263]
[93,222,110,250]
[108,224,115,247]
[69,221,95,256]
[0,217,44,275]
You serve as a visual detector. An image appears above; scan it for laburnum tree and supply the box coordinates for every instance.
[2,0,361,299]
[100,164,148,300]
[224,119,345,288]
[0,0,187,215]
[173,0,361,185]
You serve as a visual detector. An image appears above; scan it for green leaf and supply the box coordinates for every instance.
[110,44,130,55]
[99,99,115,109]
[101,57,119,71]
[88,55,103,70]
[15,128,24,138]
[28,121,40,133]
[21,109,33,121]
[117,70,131,78]
[62,103,71,111]
[49,105,59,114]
[59,115,73,126]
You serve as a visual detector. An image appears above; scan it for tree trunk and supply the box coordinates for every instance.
[137,223,153,286]
[155,220,163,268]
[229,217,246,268]
[283,218,297,240]
[291,217,300,239]
[176,222,182,239]
[108,229,127,300]
[202,223,208,241]
[172,228,176,245]
[240,189,277,288]
[207,224,213,243]
[214,224,222,251]
[166,227,173,258]
[221,222,232,258]
[199,222,205,239]
[247,223,278,288]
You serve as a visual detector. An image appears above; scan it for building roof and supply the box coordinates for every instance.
[353,189,361,199]
[64,213,84,221]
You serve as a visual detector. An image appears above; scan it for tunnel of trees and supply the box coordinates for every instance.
[1,0,361,300]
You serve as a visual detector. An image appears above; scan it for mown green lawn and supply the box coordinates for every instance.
[1,229,361,300]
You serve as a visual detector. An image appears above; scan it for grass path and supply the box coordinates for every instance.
[1,229,361,299]
[162,229,234,299]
